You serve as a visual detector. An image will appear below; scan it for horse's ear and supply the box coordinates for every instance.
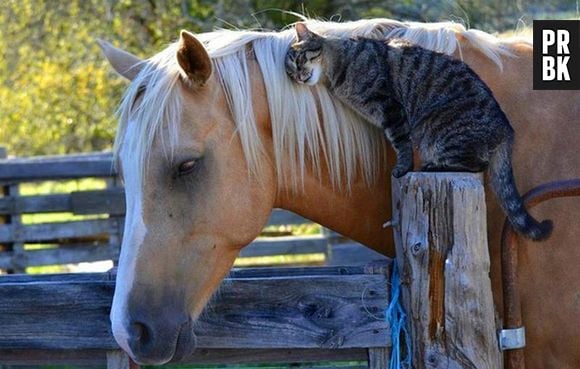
[97,39,143,81]
[295,22,317,41]
[177,30,212,86]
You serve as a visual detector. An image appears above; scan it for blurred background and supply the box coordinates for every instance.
[0,0,578,158]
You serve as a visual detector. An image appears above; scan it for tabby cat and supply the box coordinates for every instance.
[285,23,552,241]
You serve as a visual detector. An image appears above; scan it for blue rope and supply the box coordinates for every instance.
[387,262,412,369]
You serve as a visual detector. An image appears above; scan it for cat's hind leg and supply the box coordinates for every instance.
[384,127,414,178]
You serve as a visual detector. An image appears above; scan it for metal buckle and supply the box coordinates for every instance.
[499,327,526,350]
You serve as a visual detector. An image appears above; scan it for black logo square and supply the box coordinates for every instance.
[533,20,580,90]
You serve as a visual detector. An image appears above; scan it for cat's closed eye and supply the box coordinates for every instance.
[285,53,298,75]
[305,49,321,60]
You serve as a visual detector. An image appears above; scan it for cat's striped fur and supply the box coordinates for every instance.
[285,23,552,241]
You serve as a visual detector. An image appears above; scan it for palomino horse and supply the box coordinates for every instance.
[99,19,580,367]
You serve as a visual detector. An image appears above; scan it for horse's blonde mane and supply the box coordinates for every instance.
[115,18,519,190]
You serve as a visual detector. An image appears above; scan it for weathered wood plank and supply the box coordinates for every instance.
[6,184,25,273]
[326,242,388,266]
[0,191,124,216]
[0,243,117,269]
[0,281,117,349]
[71,189,125,215]
[0,179,25,273]
[0,349,109,365]
[0,218,119,243]
[0,272,114,283]
[0,152,115,181]
[0,348,369,365]
[180,348,369,365]
[240,235,328,258]
[0,193,71,215]
[196,275,389,349]
[0,271,390,350]
[391,173,501,369]
[368,347,390,369]
[105,177,125,267]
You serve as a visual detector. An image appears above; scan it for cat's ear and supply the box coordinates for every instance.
[295,22,318,41]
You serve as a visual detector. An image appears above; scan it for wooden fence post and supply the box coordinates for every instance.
[106,176,124,266]
[0,147,25,274]
[368,347,389,369]
[391,173,501,369]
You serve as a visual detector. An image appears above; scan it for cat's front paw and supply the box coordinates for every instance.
[392,166,410,178]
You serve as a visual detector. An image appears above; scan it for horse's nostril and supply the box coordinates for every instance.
[130,321,150,346]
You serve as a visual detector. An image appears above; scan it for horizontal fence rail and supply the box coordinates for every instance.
[0,262,391,365]
[0,152,115,181]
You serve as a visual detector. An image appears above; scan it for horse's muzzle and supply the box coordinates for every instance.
[122,313,196,365]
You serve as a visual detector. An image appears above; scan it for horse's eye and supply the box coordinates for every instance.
[177,159,197,176]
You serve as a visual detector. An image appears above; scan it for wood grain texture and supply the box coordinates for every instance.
[0,193,72,215]
[368,347,390,369]
[0,266,390,351]
[0,243,117,269]
[0,152,115,181]
[0,218,119,243]
[326,242,388,266]
[0,348,369,365]
[177,347,369,365]
[71,189,125,215]
[391,173,501,369]
[240,235,328,257]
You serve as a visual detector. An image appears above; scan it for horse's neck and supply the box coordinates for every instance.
[275,167,394,254]
[243,55,393,255]
[240,55,392,255]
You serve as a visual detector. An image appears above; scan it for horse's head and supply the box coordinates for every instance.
[99,31,275,364]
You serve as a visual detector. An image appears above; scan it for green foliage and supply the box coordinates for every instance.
[0,0,213,156]
[0,0,576,156]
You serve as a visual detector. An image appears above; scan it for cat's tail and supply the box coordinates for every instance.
[489,138,553,241]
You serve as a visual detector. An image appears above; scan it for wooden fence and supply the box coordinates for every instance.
[0,150,383,273]
[0,149,502,369]
[0,262,392,368]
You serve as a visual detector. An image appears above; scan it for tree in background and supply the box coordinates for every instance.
[0,0,576,156]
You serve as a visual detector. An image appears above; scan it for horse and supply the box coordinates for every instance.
[99,18,580,367]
